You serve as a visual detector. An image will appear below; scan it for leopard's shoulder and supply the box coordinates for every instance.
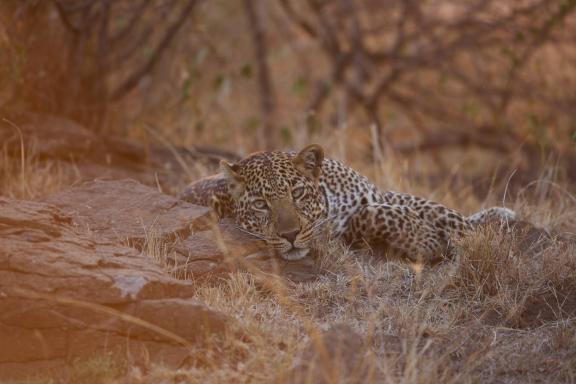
[179,174,234,217]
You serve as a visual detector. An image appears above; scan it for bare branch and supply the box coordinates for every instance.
[242,0,277,149]
[110,0,197,101]
[278,0,317,38]
[110,0,152,44]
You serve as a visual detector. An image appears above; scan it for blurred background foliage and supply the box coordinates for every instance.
[0,0,575,180]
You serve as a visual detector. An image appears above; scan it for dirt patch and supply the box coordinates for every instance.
[520,286,576,328]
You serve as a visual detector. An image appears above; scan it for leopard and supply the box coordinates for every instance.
[180,144,516,262]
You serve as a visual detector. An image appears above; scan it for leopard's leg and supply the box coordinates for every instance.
[344,204,453,263]
[381,192,473,242]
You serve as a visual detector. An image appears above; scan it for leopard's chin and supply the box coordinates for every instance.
[278,247,310,261]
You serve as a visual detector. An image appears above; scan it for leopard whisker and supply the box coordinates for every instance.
[297,218,329,243]
[233,226,270,241]
[310,217,329,232]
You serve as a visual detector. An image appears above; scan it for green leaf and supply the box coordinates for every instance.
[195,121,204,133]
[306,116,322,135]
[292,77,309,97]
[240,64,252,79]
[245,117,259,133]
[281,126,292,143]
[181,78,192,101]
[213,74,225,90]
[195,48,208,65]
[462,100,479,119]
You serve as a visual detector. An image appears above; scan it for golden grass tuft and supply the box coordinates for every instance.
[0,138,73,200]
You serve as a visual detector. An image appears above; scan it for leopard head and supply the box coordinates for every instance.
[219,144,327,260]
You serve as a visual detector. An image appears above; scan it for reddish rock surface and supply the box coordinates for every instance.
[170,219,319,282]
[41,179,317,282]
[42,179,212,243]
[0,197,228,378]
[0,179,319,378]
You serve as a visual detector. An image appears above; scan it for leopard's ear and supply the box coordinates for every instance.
[294,144,324,181]
[220,160,245,198]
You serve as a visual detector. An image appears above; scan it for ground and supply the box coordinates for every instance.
[1,121,575,384]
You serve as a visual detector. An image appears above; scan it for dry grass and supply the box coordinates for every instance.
[0,131,73,200]
[122,180,574,383]
[2,128,575,383]
[127,234,574,383]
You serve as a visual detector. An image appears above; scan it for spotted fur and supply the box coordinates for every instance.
[180,144,516,262]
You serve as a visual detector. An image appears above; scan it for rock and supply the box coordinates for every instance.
[42,179,212,245]
[0,112,239,192]
[169,219,319,282]
[41,179,318,281]
[0,177,319,378]
[475,218,557,258]
[284,325,371,384]
[0,197,231,378]
[169,219,269,277]
[519,287,576,328]
[0,113,155,183]
[0,178,320,375]
[509,220,554,256]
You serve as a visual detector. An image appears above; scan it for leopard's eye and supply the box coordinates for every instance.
[292,187,305,199]
[252,199,268,210]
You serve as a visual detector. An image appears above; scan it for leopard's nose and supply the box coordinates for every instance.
[280,229,300,244]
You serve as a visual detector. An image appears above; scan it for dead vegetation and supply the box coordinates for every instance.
[3,138,573,383]
[129,212,575,383]
[0,122,73,200]
[1,1,575,383]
